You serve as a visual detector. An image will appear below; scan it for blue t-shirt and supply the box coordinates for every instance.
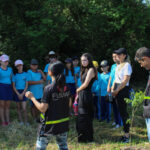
[0,67,13,84]
[44,63,52,82]
[100,72,110,96]
[64,69,75,84]
[74,66,80,75]
[110,64,117,87]
[12,72,29,90]
[44,63,50,73]
[27,69,44,99]
[92,72,101,96]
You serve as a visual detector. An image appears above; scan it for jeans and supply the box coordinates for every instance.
[145,118,150,142]
[112,98,123,126]
[36,132,68,150]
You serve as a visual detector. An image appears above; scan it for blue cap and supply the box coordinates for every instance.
[31,59,38,65]
[100,60,109,67]
[72,56,78,60]
[65,58,72,63]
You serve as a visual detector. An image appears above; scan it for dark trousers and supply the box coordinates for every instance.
[115,86,130,133]
[112,99,123,126]
[93,96,100,120]
[76,114,93,142]
[101,96,111,122]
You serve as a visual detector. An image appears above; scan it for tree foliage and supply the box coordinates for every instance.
[0,0,150,77]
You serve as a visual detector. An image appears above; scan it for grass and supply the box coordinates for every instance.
[0,100,150,150]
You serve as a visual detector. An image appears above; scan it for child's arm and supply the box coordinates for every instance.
[27,71,45,85]
[28,80,44,85]
[25,91,48,113]
[12,82,20,96]
[12,82,23,100]
[21,81,28,96]
[107,76,112,93]
[38,69,46,81]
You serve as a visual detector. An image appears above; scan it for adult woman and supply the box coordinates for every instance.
[112,48,132,143]
[76,53,97,143]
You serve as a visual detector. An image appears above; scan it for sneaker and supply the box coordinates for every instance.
[112,122,116,126]
[115,124,120,128]
[120,136,129,143]
[19,122,24,125]
[113,124,120,130]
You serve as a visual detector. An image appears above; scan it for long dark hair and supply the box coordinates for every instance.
[48,62,66,89]
[13,65,27,75]
[80,53,97,80]
[65,61,74,76]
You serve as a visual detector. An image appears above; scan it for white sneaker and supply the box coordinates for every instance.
[115,124,120,128]
[112,122,116,126]
[113,124,120,130]
[19,122,24,125]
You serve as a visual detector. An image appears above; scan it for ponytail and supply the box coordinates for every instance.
[48,61,66,90]
[55,73,66,89]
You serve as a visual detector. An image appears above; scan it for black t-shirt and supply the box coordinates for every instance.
[38,81,70,136]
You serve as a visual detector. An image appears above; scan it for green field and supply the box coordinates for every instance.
[0,100,150,150]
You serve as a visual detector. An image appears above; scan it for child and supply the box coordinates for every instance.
[72,56,80,83]
[12,59,29,125]
[0,54,13,126]
[28,59,46,122]
[100,60,111,123]
[92,61,101,120]
[64,58,76,98]
[25,62,71,150]
[44,51,57,84]
[64,58,76,115]
[107,52,123,129]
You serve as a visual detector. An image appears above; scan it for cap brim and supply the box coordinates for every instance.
[65,61,71,63]
[101,65,108,67]
[114,50,127,55]
[2,59,9,62]
[114,50,121,54]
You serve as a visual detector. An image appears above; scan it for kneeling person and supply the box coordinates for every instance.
[26,62,71,150]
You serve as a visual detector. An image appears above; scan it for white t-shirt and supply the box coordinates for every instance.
[115,62,132,86]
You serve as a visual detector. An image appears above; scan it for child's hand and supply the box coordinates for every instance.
[39,79,44,84]
[107,87,111,93]
[18,94,23,100]
[111,90,119,97]
[25,91,34,100]
[38,69,43,74]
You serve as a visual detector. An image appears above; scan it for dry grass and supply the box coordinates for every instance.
[0,101,150,150]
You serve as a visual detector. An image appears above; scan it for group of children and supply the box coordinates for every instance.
[0,54,47,126]
[0,50,122,129]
